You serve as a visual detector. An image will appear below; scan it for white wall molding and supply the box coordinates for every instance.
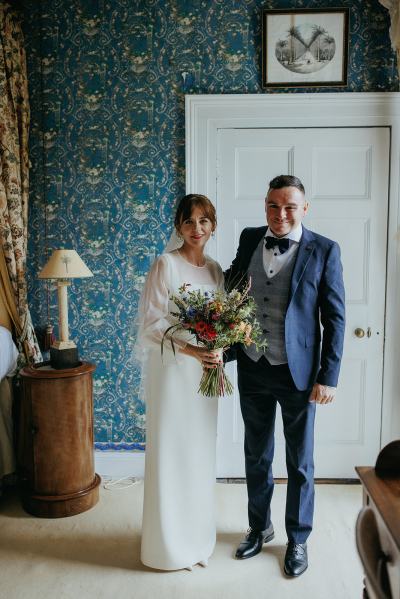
[95,451,144,478]
[186,92,400,448]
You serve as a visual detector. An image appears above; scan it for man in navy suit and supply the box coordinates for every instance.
[226,175,345,577]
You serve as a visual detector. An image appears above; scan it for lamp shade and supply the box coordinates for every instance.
[38,250,93,279]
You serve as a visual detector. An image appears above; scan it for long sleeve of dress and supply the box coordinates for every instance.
[215,262,225,291]
[137,255,192,363]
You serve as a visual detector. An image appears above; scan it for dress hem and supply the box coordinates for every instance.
[140,547,215,572]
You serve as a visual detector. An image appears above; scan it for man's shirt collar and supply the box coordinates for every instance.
[265,223,302,243]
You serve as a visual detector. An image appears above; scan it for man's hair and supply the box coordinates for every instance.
[267,175,305,196]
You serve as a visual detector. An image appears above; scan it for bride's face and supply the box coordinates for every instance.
[177,206,214,251]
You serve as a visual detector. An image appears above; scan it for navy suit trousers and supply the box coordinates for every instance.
[237,349,316,544]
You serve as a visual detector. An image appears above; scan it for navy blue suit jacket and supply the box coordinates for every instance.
[225,225,346,391]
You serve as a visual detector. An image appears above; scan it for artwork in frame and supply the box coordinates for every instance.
[262,8,349,88]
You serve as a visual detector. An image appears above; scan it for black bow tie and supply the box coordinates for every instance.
[265,236,290,254]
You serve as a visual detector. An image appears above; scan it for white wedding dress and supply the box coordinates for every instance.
[139,250,224,570]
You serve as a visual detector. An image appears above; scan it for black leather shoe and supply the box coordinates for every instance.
[235,524,275,560]
[284,541,308,576]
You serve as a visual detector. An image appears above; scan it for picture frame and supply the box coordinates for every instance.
[261,8,349,88]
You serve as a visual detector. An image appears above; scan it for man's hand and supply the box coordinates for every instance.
[309,383,336,404]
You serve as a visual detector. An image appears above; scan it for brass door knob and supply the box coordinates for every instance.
[354,328,365,338]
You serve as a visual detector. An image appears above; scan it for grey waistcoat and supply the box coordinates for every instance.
[243,237,297,364]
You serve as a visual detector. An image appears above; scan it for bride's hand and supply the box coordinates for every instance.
[181,345,222,369]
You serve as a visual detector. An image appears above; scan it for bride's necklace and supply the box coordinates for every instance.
[178,248,206,268]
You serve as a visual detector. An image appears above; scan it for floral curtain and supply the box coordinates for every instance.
[379,0,400,76]
[0,4,41,364]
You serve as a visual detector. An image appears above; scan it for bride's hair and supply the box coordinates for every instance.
[174,194,217,230]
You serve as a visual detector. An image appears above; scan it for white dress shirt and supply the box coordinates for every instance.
[263,223,303,279]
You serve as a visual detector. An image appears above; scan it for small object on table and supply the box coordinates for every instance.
[375,440,400,475]
[18,361,100,518]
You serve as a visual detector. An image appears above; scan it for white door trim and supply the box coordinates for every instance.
[185,92,400,448]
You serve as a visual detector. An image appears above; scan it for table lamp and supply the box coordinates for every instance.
[38,249,93,369]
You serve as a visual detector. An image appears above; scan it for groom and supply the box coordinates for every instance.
[225,175,345,577]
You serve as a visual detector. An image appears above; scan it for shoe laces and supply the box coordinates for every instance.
[246,527,260,539]
[287,542,305,557]
[246,527,255,537]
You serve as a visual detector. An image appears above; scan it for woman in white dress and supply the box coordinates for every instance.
[138,194,224,571]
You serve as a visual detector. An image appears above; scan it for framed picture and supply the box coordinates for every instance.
[262,8,349,88]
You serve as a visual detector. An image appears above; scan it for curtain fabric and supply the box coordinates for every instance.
[379,0,400,76]
[0,4,41,364]
[0,246,30,361]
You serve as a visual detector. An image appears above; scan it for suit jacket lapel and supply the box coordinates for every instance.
[242,226,267,271]
[288,226,315,304]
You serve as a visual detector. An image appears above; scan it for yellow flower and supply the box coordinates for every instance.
[210,301,223,312]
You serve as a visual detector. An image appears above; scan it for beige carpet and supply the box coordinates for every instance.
[0,481,363,599]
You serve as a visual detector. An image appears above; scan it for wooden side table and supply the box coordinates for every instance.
[18,361,101,518]
[355,441,400,599]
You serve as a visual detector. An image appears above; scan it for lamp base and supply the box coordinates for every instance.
[50,346,80,369]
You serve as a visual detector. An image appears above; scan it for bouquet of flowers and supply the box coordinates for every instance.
[162,282,266,397]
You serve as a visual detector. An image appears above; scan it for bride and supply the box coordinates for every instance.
[138,194,224,571]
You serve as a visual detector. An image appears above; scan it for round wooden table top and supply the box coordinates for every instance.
[20,361,95,379]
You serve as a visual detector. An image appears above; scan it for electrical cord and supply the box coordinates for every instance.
[101,475,142,490]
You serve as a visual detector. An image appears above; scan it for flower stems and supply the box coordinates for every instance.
[198,364,234,397]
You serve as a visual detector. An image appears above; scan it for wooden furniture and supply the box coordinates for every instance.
[356,441,400,599]
[18,361,100,518]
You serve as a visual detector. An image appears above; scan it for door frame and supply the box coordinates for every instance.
[185,92,400,448]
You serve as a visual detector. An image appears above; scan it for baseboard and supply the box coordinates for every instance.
[94,451,145,478]
[94,453,361,483]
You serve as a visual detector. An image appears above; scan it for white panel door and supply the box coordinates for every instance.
[216,127,389,478]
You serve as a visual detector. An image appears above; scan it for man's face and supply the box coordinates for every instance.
[265,186,309,238]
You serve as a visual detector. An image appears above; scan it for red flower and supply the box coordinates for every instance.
[203,324,217,341]
[195,321,217,341]
[195,321,207,333]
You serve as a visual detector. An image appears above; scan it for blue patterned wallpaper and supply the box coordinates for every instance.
[22,0,397,449]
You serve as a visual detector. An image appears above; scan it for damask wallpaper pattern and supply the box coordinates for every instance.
[23,0,397,449]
